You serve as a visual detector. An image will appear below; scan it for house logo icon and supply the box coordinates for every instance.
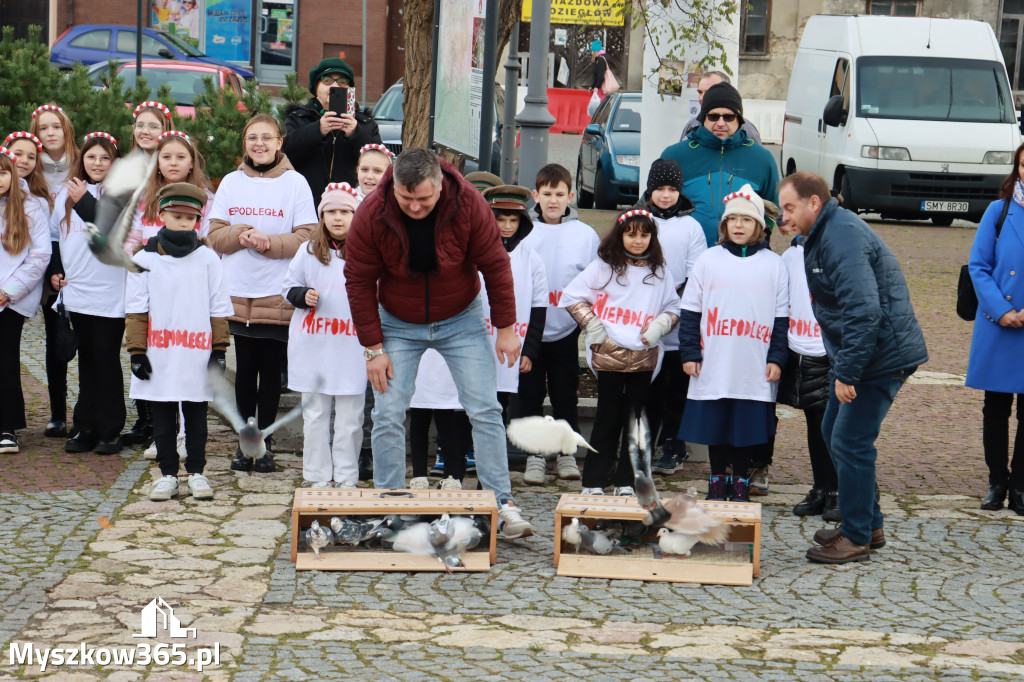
[133,597,197,639]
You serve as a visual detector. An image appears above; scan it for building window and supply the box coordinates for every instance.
[867,0,920,15]
[740,0,770,55]
[1003,1,1024,92]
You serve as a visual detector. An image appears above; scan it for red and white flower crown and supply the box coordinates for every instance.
[3,131,43,153]
[158,130,192,145]
[134,101,172,120]
[0,148,18,164]
[359,143,395,160]
[31,104,65,120]
[83,131,118,148]
[325,182,360,198]
[617,209,653,223]
[722,190,754,204]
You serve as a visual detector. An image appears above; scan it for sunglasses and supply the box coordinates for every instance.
[320,75,350,86]
[705,113,738,123]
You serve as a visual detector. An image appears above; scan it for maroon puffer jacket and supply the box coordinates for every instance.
[344,157,515,347]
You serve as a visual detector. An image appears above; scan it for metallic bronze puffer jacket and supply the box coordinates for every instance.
[566,302,678,372]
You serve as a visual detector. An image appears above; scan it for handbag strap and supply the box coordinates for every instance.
[996,196,1011,239]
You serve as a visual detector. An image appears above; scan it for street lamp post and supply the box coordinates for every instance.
[515,0,555,191]
[500,21,520,182]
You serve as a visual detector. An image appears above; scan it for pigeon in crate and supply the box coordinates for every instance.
[304,520,334,561]
[208,368,305,463]
[626,411,669,527]
[506,415,597,456]
[392,514,481,572]
[657,528,701,557]
[330,516,381,549]
[660,488,729,549]
[578,524,618,555]
[85,150,157,272]
[562,517,583,553]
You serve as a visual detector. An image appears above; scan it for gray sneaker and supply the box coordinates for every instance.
[556,455,582,480]
[187,473,214,500]
[523,455,546,485]
[748,466,769,496]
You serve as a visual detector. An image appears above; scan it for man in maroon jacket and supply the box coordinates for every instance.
[345,148,533,539]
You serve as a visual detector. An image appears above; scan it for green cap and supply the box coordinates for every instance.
[464,171,504,193]
[482,184,531,211]
[157,182,207,217]
[309,58,355,94]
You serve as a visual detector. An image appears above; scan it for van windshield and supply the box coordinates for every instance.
[856,57,1015,123]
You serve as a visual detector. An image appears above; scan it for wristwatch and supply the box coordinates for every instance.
[363,347,386,361]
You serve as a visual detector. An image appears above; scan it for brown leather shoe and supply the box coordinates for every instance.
[806,534,871,564]
[813,525,886,550]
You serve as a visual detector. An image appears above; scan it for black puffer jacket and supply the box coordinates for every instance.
[777,350,830,410]
[282,97,382,202]
[803,199,928,384]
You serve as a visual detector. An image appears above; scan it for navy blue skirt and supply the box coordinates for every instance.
[678,398,776,447]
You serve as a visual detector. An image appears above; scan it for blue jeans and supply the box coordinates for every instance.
[371,298,513,504]
[821,369,913,546]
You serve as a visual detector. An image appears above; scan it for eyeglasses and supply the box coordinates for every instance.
[134,122,163,131]
[320,75,349,86]
[245,134,279,144]
[705,113,738,123]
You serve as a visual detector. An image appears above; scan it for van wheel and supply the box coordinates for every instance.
[786,160,796,176]
[576,161,594,209]
[931,215,954,227]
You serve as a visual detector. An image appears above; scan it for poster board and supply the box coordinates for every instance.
[204,0,250,63]
[521,0,627,26]
[151,0,204,48]
[434,0,487,159]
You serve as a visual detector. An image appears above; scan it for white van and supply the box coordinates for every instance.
[782,15,1021,225]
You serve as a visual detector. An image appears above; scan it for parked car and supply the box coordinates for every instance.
[373,78,517,177]
[51,25,255,79]
[86,59,246,118]
[577,91,641,209]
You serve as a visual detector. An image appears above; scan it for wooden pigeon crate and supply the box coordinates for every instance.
[291,488,498,571]
[553,494,762,585]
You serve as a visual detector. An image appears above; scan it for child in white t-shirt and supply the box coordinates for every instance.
[677,184,789,502]
[127,183,234,502]
[282,182,367,488]
[563,209,679,496]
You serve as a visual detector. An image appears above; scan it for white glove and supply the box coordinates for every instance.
[642,313,675,347]
[585,316,607,346]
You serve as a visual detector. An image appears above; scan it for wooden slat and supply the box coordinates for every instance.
[556,555,753,586]
[296,550,492,572]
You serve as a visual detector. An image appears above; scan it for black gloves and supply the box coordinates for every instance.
[131,354,153,381]
[209,349,226,373]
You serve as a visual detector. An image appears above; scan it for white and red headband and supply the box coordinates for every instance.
[359,143,394,160]
[618,209,653,223]
[158,130,192,145]
[30,104,65,120]
[3,132,43,153]
[319,182,361,217]
[83,131,118,149]
[0,148,18,165]
[134,101,172,120]
[722,190,754,204]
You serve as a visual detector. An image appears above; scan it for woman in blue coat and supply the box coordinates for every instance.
[966,142,1024,515]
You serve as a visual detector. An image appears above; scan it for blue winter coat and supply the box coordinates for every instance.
[966,199,1024,393]
[802,199,928,384]
[660,125,780,246]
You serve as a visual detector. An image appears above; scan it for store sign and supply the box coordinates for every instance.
[205,0,251,63]
[521,0,627,26]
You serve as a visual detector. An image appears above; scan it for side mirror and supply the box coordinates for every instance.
[158,48,174,59]
[584,123,601,135]
[823,95,847,128]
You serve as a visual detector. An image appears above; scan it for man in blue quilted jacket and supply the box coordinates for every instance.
[779,171,928,565]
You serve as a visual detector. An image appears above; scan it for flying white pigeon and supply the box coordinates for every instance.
[392,515,482,572]
[506,415,597,456]
[208,368,305,462]
[85,149,157,273]
[660,489,730,547]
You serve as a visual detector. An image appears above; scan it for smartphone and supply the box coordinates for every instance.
[329,86,351,116]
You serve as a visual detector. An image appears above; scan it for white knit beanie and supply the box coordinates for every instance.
[720,183,765,229]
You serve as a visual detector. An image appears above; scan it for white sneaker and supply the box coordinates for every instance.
[522,455,546,485]
[556,455,582,480]
[177,433,187,460]
[498,502,533,540]
[187,473,214,500]
[614,486,636,497]
[581,487,605,495]
[334,480,358,489]
[409,477,430,490]
[310,481,332,489]
[150,475,179,501]
[143,442,158,460]
[438,476,462,490]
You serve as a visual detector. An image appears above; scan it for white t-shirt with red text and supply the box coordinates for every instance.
[781,243,826,357]
[680,245,789,402]
[282,247,366,396]
[655,213,707,351]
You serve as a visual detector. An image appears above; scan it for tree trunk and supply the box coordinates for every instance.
[402,0,524,151]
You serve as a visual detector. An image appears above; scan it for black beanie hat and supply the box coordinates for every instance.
[309,58,355,94]
[699,82,744,124]
[647,158,683,194]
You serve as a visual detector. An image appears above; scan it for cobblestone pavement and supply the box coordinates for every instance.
[2,219,1024,681]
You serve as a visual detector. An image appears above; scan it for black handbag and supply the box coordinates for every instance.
[958,197,1011,322]
[54,290,79,363]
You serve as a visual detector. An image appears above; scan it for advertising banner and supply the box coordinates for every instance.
[204,0,251,63]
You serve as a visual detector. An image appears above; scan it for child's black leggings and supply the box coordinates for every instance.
[152,401,207,476]
[233,334,286,430]
[708,444,760,480]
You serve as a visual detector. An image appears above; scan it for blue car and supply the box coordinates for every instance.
[50,25,255,79]
[576,91,641,209]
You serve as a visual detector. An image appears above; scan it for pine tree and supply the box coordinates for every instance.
[277,72,308,122]
[0,25,61,133]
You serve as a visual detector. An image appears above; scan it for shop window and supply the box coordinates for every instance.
[867,0,920,15]
[740,0,770,55]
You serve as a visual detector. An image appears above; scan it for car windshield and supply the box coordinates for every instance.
[611,100,642,131]
[161,31,206,57]
[856,56,1015,123]
[121,68,215,105]
[374,87,404,121]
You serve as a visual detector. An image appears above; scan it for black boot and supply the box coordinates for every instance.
[793,487,827,516]
[122,400,153,446]
[44,420,68,438]
[253,435,276,473]
[1007,488,1024,515]
[981,484,1008,510]
[358,447,374,481]
[230,446,253,472]
[821,490,842,522]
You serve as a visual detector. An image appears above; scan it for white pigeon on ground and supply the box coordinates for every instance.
[562,517,583,553]
[85,149,157,272]
[304,520,334,561]
[506,415,597,455]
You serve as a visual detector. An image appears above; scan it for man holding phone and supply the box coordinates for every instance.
[283,57,383,202]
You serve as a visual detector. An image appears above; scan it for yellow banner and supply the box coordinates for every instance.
[521,0,627,27]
